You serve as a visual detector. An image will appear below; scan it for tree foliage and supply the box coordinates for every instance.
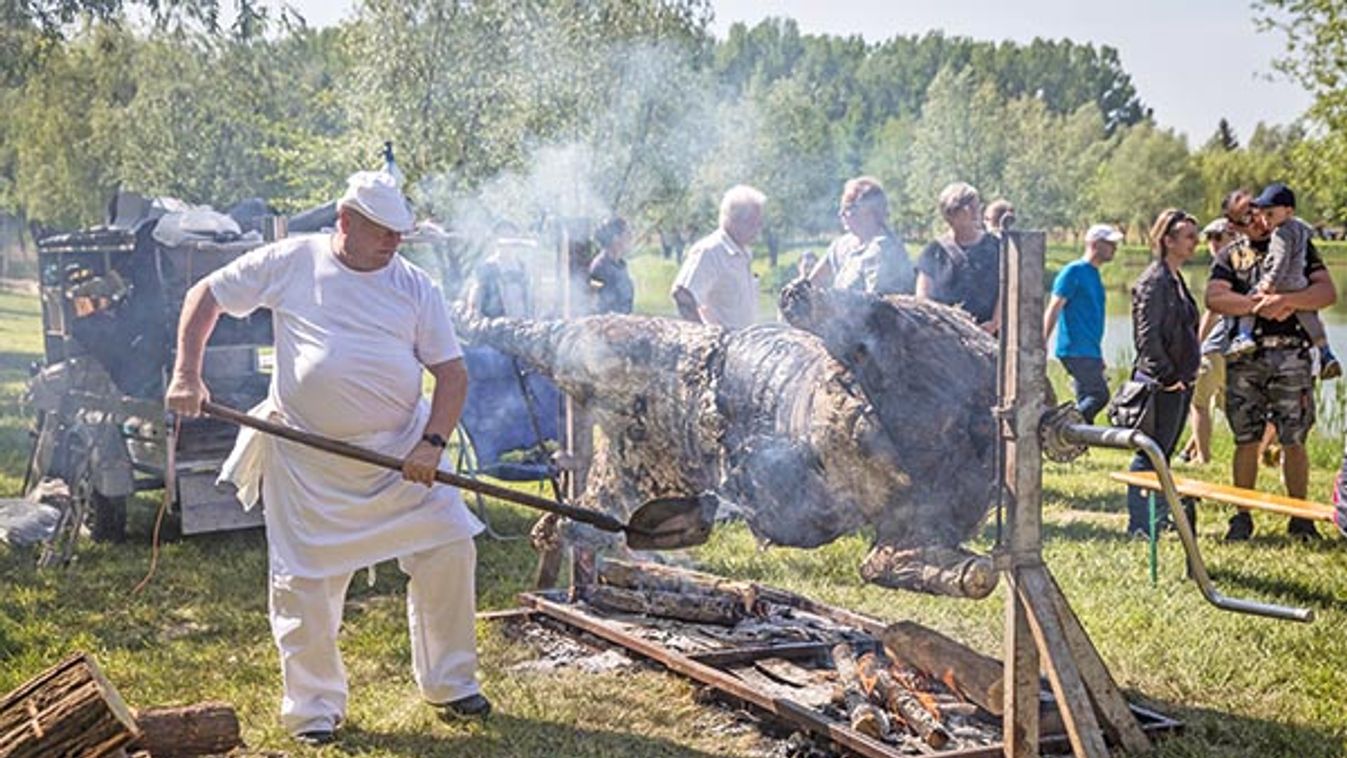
[2,2,1339,248]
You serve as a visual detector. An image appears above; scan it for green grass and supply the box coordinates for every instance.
[2,288,1346,756]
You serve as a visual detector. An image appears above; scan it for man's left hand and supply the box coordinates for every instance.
[402,441,443,486]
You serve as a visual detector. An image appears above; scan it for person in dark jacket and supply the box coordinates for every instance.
[589,216,635,314]
[1124,208,1201,536]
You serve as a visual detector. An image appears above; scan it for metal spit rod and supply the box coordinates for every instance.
[1059,423,1313,623]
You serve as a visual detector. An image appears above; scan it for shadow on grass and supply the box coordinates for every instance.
[1207,565,1347,611]
[1040,519,1135,544]
[333,714,727,757]
[1130,695,1346,758]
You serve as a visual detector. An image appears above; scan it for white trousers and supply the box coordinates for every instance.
[268,537,480,734]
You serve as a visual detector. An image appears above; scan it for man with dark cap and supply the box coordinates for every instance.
[1206,187,1337,541]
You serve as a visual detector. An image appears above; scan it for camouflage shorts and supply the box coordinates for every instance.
[1225,346,1316,445]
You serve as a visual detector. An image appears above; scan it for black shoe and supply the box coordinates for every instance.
[437,693,492,722]
[1225,512,1254,541]
[1287,518,1321,542]
[295,729,337,746]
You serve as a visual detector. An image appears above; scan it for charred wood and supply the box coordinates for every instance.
[828,643,891,740]
[583,584,744,626]
[855,651,951,749]
[880,621,1006,716]
[597,559,765,617]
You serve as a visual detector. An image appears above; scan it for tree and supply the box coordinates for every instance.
[906,65,1007,232]
[1207,118,1240,151]
[1092,124,1201,237]
[1255,0,1347,220]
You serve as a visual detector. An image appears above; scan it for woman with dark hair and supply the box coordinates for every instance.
[1124,208,1202,537]
[589,216,635,314]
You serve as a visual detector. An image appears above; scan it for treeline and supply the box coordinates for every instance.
[0,0,1332,253]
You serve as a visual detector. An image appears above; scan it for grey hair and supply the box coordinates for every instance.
[719,184,767,229]
[937,182,981,219]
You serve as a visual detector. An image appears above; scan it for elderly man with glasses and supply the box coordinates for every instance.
[1204,188,1338,541]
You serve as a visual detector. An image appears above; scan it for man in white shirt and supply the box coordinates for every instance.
[166,171,487,746]
[671,185,766,328]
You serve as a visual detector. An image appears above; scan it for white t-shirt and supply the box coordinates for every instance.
[670,229,759,329]
[207,234,482,577]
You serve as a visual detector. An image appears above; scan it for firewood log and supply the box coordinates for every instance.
[0,653,140,758]
[128,702,241,757]
[828,644,890,740]
[584,584,744,625]
[856,651,950,749]
[880,620,1005,716]
[596,560,764,616]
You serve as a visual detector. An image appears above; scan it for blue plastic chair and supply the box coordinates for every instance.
[455,345,562,538]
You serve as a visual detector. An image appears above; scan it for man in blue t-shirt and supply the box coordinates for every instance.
[1043,223,1121,423]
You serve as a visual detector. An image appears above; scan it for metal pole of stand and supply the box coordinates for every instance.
[999,231,1151,758]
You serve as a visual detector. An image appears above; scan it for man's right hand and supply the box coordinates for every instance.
[166,373,210,417]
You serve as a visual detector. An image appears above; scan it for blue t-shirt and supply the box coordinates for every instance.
[1051,259,1105,359]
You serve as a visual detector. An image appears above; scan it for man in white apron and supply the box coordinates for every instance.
[166,170,488,746]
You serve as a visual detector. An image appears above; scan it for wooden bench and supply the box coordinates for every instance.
[1109,470,1335,523]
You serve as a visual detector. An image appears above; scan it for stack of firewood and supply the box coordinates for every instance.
[0,653,242,757]
[582,559,770,626]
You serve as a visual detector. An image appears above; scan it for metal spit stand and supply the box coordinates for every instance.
[994,231,1311,758]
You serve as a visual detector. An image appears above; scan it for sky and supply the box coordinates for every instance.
[281,0,1313,145]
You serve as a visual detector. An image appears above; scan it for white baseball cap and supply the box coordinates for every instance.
[1084,223,1123,243]
[337,170,415,234]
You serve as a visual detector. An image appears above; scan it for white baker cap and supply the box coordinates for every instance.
[337,170,415,234]
[1084,223,1123,243]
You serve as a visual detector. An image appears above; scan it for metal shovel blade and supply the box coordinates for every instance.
[624,493,719,550]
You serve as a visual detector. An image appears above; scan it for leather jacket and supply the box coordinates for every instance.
[1130,260,1200,387]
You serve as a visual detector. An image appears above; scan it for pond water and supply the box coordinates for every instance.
[1092,259,1347,439]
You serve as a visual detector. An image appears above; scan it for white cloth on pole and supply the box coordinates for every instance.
[269,538,480,735]
[207,233,482,578]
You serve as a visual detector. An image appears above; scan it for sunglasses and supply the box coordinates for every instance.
[1163,210,1195,235]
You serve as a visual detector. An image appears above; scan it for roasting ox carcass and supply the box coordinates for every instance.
[456,305,999,599]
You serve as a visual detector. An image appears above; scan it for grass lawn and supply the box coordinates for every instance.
[1,281,1346,757]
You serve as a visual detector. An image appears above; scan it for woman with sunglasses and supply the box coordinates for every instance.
[1124,208,1202,537]
[807,176,913,295]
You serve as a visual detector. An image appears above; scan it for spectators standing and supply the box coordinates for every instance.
[466,221,532,318]
[807,176,914,295]
[1205,188,1337,541]
[589,216,635,315]
[671,185,766,328]
[1225,182,1340,379]
[915,182,1001,333]
[1043,223,1121,424]
[1123,209,1201,537]
[984,198,1016,236]
[1179,218,1237,465]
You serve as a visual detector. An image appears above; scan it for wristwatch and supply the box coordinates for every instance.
[421,432,448,448]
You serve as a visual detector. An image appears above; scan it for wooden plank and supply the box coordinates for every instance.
[1043,569,1151,754]
[1019,567,1110,758]
[1109,471,1334,522]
